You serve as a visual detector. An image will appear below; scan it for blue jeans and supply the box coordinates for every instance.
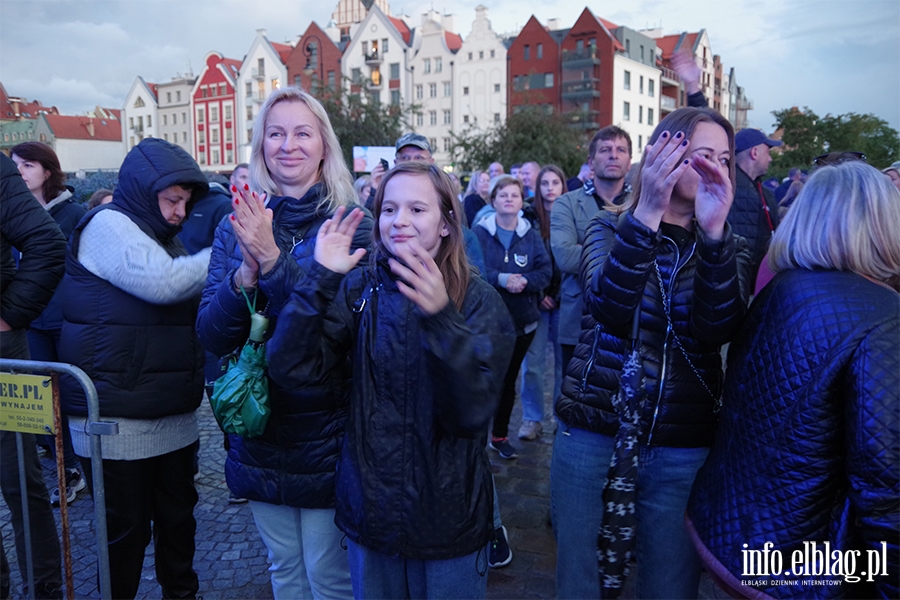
[249,502,351,600]
[519,309,562,422]
[347,539,488,599]
[550,421,709,599]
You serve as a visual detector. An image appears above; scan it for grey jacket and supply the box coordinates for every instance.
[550,184,629,344]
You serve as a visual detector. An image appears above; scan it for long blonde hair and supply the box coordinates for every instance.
[768,161,900,290]
[371,162,471,310]
[249,87,354,212]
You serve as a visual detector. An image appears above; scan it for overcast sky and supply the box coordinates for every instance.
[1,0,898,135]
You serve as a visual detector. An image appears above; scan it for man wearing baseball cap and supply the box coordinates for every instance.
[729,128,783,281]
[394,132,434,163]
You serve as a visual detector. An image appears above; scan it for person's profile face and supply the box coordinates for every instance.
[230,167,250,188]
[395,146,433,164]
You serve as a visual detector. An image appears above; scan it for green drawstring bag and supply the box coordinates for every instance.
[209,286,271,437]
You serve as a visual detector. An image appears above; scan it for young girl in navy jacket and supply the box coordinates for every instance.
[267,162,515,599]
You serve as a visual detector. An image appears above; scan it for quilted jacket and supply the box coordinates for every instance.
[688,269,900,599]
[727,167,779,279]
[555,210,751,448]
[196,184,373,508]
[267,259,515,559]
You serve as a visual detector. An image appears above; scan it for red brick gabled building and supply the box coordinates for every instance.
[192,52,241,170]
[286,22,344,93]
[507,16,562,115]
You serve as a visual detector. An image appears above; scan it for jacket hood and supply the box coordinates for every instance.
[477,212,531,237]
[42,188,73,213]
[112,138,209,242]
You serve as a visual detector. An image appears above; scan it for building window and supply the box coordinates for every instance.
[625,39,631,55]
[576,40,583,52]
[423,58,431,74]
[210,106,219,122]
[623,102,630,120]
[416,113,423,127]
[468,52,473,60]
[162,114,167,126]
[463,86,469,95]
[166,92,172,103]
[272,78,280,90]
[328,71,336,89]
[638,135,643,148]
[211,127,220,143]
[247,129,253,143]
[391,90,401,105]
[639,106,643,123]
[362,41,368,56]
[649,79,655,97]
[443,137,451,152]
[490,49,495,58]
[134,96,145,108]
[429,83,437,98]
[641,45,645,62]
[494,113,500,124]
[225,104,232,120]
[479,51,484,59]
[463,115,469,124]
[212,149,220,165]
[130,136,135,148]
[416,85,423,99]
[163,133,168,141]
[147,115,152,127]
[246,106,253,120]
[429,138,437,151]
[435,57,442,73]
[429,111,437,126]
[257,58,265,76]
[524,45,530,60]
[624,71,631,90]
[197,107,204,123]
[537,43,543,59]
[443,82,451,97]
[182,131,187,142]
[494,83,500,93]
[226,127,233,142]
[545,73,554,87]
[246,81,252,96]
[648,108,654,126]
[182,112,187,124]
[198,151,205,165]
[639,76,644,94]
[390,63,400,79]
[227,149,233,164]
[443,110,451,125]
[383,38,389,54]
[198,129,206,144]
[350,68,360,84]
[202,87,208,98]
[176,91,181,102]
[210,86,217,97]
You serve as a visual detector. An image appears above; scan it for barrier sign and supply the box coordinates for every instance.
[0,372,54,434]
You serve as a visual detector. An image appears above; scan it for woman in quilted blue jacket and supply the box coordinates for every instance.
[687,161,900,599]
[551,107,751,599]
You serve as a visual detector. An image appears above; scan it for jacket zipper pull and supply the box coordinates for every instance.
[504,250,509,264]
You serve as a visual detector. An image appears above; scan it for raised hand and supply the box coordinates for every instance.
[691,155,734,241]
[633,131,693,231]
[671,48,702,95]
[231,184,280,274]
[389,241,450,315]
[314,206,367,274]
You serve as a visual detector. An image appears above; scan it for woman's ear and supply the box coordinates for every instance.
[441,222,450,237]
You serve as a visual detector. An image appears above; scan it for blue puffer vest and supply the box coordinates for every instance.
[59,138,208,419]
[197,184,373,508]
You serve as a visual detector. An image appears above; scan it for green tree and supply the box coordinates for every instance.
[451,107,588,177]
[313,82,415,173]
[770,107,899,179]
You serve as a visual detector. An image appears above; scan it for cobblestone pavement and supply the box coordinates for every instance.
[2,375,728,599]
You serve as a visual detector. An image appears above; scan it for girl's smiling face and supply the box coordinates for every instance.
[379,173,449,259]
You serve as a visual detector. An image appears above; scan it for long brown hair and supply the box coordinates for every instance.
[11,142,67,201]
[617,107,735,215]
[532,165,568,241]
[371,162,471,310]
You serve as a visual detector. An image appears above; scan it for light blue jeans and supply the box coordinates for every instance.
[249,502,352,600]
[520,309,562,422]
[347,539,488,599]
[550,421,710,599]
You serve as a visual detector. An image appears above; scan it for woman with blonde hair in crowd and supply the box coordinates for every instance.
[463,170,491,227]
[688,160,900,599]
[197,87,373,599]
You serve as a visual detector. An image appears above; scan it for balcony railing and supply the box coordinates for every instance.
[564,109,600,130]
[252,68,265,80]
[660,66,679,84]
[364,51,382,66]
[660,95,676,111]
[561,48,600,67]
[561,79,600,99]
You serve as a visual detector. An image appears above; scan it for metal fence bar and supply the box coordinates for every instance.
[0,359,117,600]
[14,432,36,598]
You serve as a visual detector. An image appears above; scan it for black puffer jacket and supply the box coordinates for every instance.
[688,270,899,599]
[0,153,66,330]
[196,184,373,508]
[267,259,515,559]
[555,210,750,448]
[727,167,778,278]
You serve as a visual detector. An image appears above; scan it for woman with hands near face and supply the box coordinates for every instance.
[551,107,751,600]
[267,161,515,599]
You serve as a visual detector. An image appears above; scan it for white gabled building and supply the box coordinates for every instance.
[409,10,462,166]
[236,29,293,163]
[121,76,158,152]
[341,5,413,111]
[455,5,507,137]
[157,74,196,155]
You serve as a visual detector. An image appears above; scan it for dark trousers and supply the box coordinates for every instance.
[0,329,62,599]
[80,441,200,599]
[492,331,536,440]
[561,344,575,381]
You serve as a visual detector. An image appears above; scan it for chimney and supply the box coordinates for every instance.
[86,118,95,138]
[547,18,560,31]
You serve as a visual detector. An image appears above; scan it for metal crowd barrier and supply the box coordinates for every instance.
[0,359,117,600]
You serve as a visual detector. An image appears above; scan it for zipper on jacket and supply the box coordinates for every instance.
[580,324,602,392]
[645,236,695,445]
[504,249,509,264]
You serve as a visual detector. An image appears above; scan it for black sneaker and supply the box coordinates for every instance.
[489,526,512,568]
[488,437,519,459]
[50,469,86,507]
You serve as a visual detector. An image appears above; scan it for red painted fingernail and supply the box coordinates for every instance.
[234,198,239,205]
[231,185,237,193]
[243,184,249,191]
[231,214,235,220]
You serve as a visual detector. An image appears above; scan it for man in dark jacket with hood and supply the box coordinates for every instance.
[0,153,66,600]
[59,138,210,599]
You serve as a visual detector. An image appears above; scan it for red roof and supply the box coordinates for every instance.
[222,57,241,79]
[656,34,681,59]
[444,31,463,52]
[147,82,159,100]
[44,114,122,142]
[271,42,293,64]
[388,16,412,45]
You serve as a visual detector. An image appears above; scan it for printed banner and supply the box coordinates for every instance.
[0,373,55,434]
[353,146,395,173]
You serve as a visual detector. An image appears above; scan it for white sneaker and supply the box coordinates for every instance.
[517,420,543,441]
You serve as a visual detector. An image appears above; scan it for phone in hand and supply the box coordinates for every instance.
[380,158,390,172]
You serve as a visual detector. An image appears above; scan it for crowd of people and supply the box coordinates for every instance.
[1,79,898,600]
